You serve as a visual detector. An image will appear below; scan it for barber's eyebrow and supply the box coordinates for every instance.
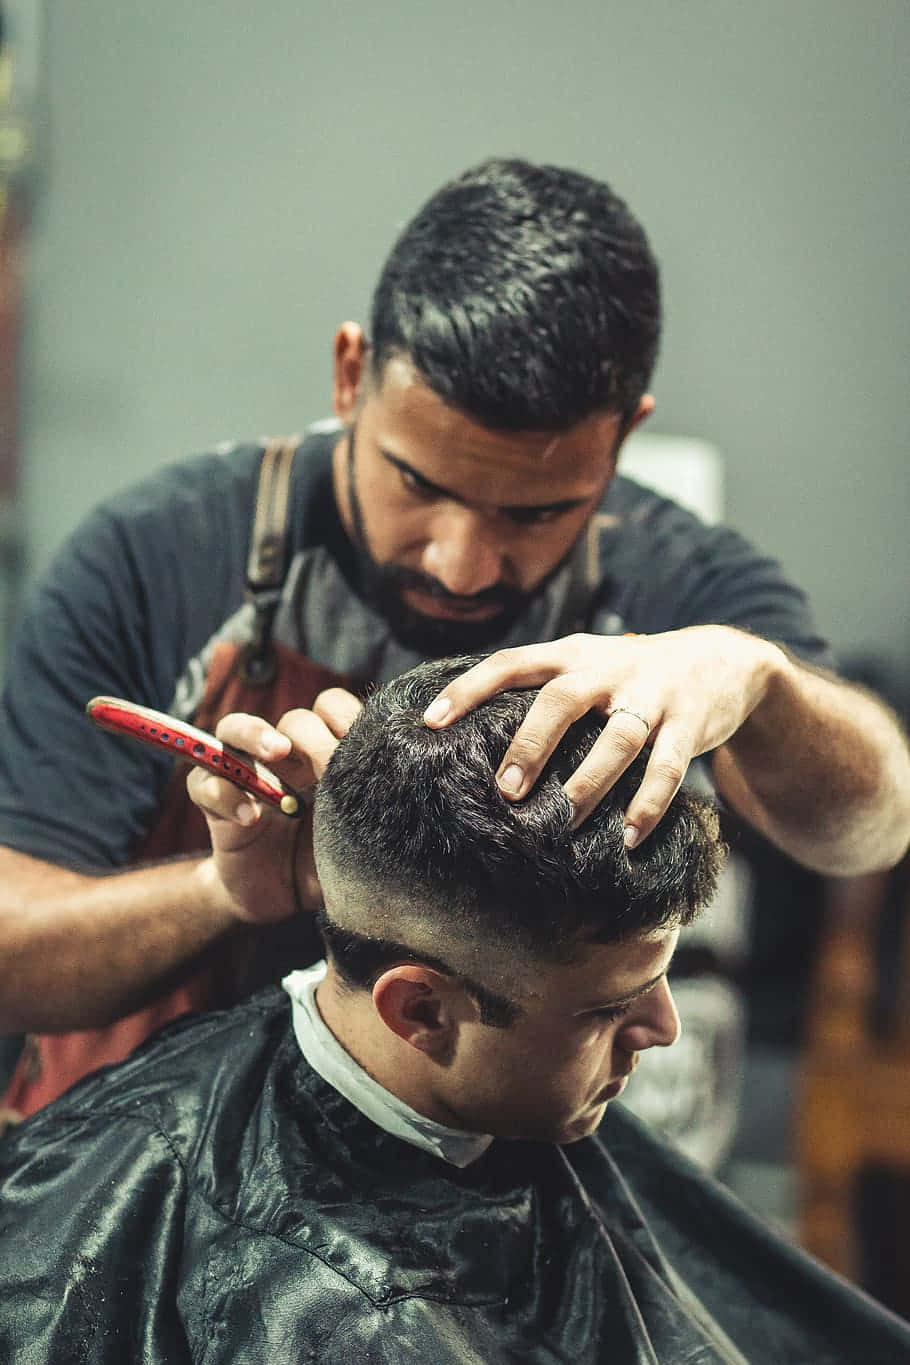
[380,450,589,517]
[578,968,668,1014]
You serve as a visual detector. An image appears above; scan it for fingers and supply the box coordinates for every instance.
[210,696,361,793]
[423,642,577,727]
[186,762,263,829]
[212,712,293,764]
[562,709,656,829]
[492,670,606,799]
[420,629,736,844]
[612,733,691,848]
[275,707,343,784]
[312,686,362,739]
[421,641,607,803]
[481,675,692,848]
[188,712,289,827]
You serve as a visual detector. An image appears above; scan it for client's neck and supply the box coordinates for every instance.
[315,967,458,1128]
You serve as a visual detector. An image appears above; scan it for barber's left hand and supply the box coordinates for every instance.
[423,627,782,844]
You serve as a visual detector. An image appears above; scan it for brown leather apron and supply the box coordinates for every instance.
[4,439,349,1119]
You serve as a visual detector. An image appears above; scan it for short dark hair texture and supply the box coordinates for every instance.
[369,157,661,430]
[315,910,521,1028]
[315,657,722,1022]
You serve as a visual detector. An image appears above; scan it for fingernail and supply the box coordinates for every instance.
[623,825,640,849]
[498,764,525,797]
[236,801,257,826]
[423,697,452,725]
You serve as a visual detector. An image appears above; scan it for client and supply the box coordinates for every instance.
[1,658,908,1363]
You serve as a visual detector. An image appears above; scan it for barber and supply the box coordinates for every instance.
[2,157,908,1118]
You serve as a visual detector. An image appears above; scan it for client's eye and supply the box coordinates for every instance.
[592,1001,634,1024]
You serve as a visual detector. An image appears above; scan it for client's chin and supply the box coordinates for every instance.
[554,1079,631,1144]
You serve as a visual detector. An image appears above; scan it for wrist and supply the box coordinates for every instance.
[728,633,799,747]
[191,855,250,927]
[751,634,793,708]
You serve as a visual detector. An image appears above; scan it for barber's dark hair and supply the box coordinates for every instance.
[314,656,723,1020]
[369,157,661,431]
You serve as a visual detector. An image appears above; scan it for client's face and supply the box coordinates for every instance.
[441,927,681,1145]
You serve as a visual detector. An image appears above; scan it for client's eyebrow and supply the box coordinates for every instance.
[578,969,668,1014]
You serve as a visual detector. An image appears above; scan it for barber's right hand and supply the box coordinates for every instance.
[187,687,362,923]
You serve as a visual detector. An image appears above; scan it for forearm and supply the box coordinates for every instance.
[714,647,910,875]
[0,848,243,1033]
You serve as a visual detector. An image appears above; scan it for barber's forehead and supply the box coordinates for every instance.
[369,356,622,480]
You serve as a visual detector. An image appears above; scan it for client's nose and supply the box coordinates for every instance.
[617,978,681,1053]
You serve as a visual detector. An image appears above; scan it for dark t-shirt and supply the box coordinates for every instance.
[0,427,830,872]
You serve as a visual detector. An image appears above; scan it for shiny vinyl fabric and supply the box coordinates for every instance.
[1,990,908,1364]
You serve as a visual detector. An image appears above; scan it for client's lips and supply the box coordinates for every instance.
[598,1059,639,1103]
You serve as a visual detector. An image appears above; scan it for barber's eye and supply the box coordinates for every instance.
[399,468,436,499]
[505,506,565,528]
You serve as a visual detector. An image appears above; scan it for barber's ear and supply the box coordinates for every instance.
[332,322,369,420]
[372,966,463,1058]
[621,393,655,441]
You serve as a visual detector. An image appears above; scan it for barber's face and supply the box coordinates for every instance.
[441,929,681,1145]
[332,342,632,655]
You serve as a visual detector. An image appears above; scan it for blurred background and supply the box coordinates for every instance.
[0,0,908,1316]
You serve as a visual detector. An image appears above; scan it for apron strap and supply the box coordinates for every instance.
[238,434,301,684]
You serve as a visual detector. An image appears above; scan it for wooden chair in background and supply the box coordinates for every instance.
[797,852,910,1313]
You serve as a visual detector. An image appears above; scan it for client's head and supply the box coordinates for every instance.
[312,656,725,1144]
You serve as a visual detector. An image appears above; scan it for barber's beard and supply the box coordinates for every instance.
[344,432,535,657]
[355,555,536,656]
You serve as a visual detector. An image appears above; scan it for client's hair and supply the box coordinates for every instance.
[313,656,724,1026]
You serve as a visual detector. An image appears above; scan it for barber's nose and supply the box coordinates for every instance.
[618,979,681,1053]
[422,506,503,597]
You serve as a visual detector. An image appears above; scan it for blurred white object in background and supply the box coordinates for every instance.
[620,431,725,525]
[622,975,747,1172]
[612,430,749,1172]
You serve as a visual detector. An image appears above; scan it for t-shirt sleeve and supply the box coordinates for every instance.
[0,449,259,869]
[602,480,834,668]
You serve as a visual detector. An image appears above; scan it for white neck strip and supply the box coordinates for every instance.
[282,962,494,1169]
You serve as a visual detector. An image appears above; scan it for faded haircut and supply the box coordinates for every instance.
[313,657,724,1024]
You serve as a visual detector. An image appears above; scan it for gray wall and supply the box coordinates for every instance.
[16,0,910,685]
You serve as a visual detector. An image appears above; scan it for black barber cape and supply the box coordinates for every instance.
[1,989,907,1364]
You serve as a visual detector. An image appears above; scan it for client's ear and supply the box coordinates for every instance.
[372,966,466,1058]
